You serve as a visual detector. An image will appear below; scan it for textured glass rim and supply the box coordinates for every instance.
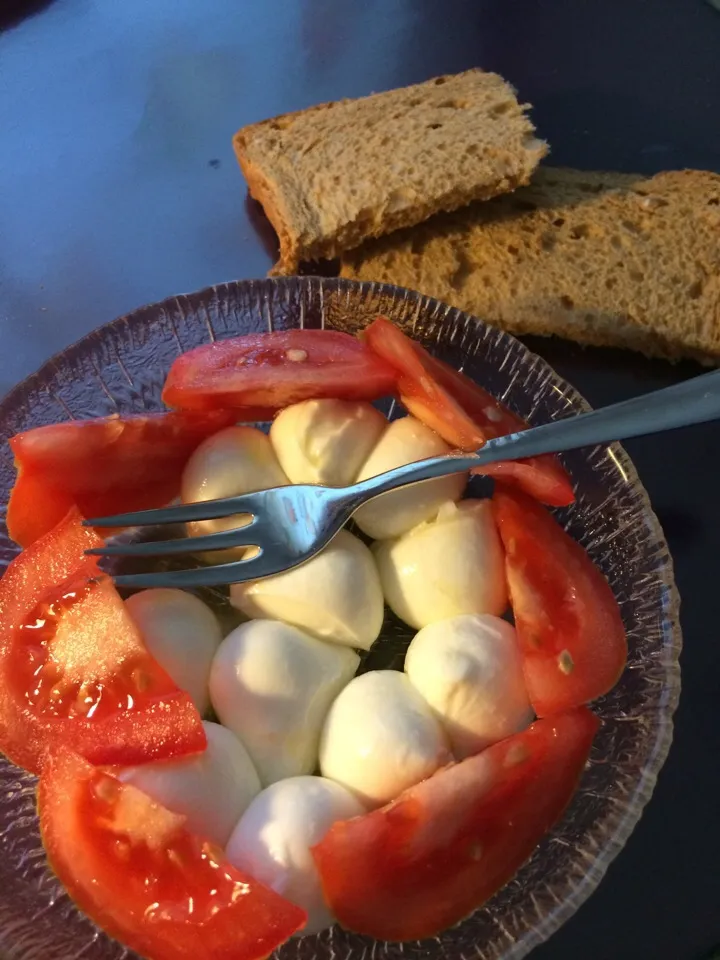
[0,277,682,960]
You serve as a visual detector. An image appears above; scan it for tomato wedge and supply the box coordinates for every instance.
[162,329,398,412]
[39,747,306,960]
[7,409,235,547]
[363,317,574,506]
[492,485,627,716]
[0,509,205,773]
[313,707,598,942]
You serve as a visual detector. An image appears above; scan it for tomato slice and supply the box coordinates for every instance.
[162,329,398,411]
[7,409,235,547]
[363,317,574,506]
[492,485,627,716]
[39,747,306,960]
[313,707,598,942]
[0,509,205,773]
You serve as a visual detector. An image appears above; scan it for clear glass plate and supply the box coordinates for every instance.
[0,277,681,960]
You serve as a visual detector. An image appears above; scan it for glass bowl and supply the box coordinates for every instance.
[0,277,681,960]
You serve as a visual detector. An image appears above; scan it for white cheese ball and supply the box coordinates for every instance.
[373,499,507,630]
[225,776,365,935]
[230,529,384,651]
[319,670,451,808]
[209,619,359,786]
[352,416,467,540]
[119,721,260,847]
[181,425,288,561]
[124,588,222,715]
[405,614,533,759]
[270,399,386,486]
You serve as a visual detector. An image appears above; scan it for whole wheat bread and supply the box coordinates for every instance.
[340,168,720,364]
[233,70,546,275]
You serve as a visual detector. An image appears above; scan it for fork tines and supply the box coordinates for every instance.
[83,492,271,588]
[83,491,265,529]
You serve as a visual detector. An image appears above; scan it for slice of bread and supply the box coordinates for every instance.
[233,70,546,275]
[340,167,720,365]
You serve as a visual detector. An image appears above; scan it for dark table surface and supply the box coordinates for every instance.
[1,0,719,957]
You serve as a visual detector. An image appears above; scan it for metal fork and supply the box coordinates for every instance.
[87,368,720,588]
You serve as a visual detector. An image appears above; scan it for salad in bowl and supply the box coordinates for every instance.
[0,278,679,960]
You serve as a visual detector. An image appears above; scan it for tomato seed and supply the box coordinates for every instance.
[467,842,483,861]
[504,742,530,767]
[92,775,120,805]
[285,348,308,362]
[201,841,224,865]
[167,848,184,869]
[558,649,575,675]
[24,645,48,665]
[115,839,131,862]
[131,668,151,693]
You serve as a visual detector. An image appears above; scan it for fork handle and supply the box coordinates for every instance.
[476,366,720,465]
[350,368,720,502]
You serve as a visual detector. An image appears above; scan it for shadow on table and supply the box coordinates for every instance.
[244,193,280,265]
[0,0,55,32]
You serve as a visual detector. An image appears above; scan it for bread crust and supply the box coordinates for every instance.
[233,70,546,274]
[340,167,720,365]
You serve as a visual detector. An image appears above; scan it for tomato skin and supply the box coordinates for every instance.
[492,485,627,716]
[162,329,397,411]
[7,409,235,547]
[312,707,599,942]
[5,472,76,552]
[422,353,575,506]
[0,509,205,773]
[363,317,574,507]
[39,747,306,960]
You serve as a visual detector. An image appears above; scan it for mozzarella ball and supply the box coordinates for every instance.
[209,620,359,786]
[230,529,384,651]
[125,588,222,714]
[319,670,451,808]
[373,499,507,630]
[352,416,467,540]
[181,425,288,561]
[119,722,260,847]
[405,614,533,759]
[226,776,365,935]
[270,399,386,487]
